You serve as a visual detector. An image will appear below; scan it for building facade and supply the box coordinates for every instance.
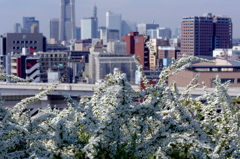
[14,23,22,33]
[59,0,76,43]
[81,17,98,40]
[121,20,137,36]
[36,51,68,82]
[88,52,137,84]
[0,33,47,56]
[169,58,240,88]
[137,23,159,35]
[106,11,122,38]
[181,13,232,56]
[122,32,150,70]
[22,17,39,33]
[50,18,60,43]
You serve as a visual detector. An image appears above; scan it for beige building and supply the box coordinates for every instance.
[169,58,240,88]
[36,51,68,82]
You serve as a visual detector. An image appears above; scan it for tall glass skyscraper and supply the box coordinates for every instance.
[59,0,76,44]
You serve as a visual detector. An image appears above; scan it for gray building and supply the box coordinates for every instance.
[158,27,172,39]
[99,29,119,45]
[89,51,137,84]
[121,20,137,36]
[59,0,76,44]
[50,18,60,42]
[0,33,47,56]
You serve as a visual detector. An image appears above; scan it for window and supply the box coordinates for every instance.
[221,78,234,84]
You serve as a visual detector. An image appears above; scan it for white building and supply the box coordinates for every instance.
[81,17,98,40]
[213,46,240,60]
[106,11,122,39]
[137,23,159,35]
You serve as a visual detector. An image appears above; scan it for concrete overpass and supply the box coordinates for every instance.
[0,82,239,109]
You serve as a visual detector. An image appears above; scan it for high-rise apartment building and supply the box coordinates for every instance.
[22,17,39,33]
[106,11,122,39]
[59,0,76,43]
[181,13,232,56]
[50,18,60,42]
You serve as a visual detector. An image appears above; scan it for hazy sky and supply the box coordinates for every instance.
[0,0,240,38]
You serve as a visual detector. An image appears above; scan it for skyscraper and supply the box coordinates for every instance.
[59,0,76,44]
[22,17,39,33]
[80,5,98,40]
[50,18,60,42]
[106,11,122,39]
[181,13,232,56]
[14,23,22,33]
[81,17,98,40]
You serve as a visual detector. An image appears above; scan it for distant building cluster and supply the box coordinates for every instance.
[0,2,238,88]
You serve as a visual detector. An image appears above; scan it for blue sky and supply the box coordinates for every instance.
[0,0,240,38]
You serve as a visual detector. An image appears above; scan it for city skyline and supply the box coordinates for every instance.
[1,0,240,39]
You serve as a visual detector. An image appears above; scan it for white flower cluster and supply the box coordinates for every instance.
[0,57,239,158]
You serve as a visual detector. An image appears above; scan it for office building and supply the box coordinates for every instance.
[122,20,137,36]
[137,23,159,35]
[50,18,60,43]
[158,27,172,39]
[30,24,39,33]
[36,51,68,82]
[74,39,92,51]
[106,11,122,39]
[181,13,232,56]
[99,28,119,45]
[89,52,137,84]
[22,17,39,33]
[59,0,76,43]
[81,17,98,40]
[14,23,22,33]
[107,41,126,54]
[122,32,150,70]
[0,33,47,55]
[76,27,81,40]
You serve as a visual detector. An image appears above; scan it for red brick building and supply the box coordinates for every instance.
[122,32,150,70]
[181,13,232,56]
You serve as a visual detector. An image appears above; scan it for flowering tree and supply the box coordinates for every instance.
[0,56,239,159]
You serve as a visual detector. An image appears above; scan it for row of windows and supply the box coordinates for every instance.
[12,46,37,50]
[12,41,37,44]
[40,54,67,58]
[212,78,240,84]
[41,59,67,62]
